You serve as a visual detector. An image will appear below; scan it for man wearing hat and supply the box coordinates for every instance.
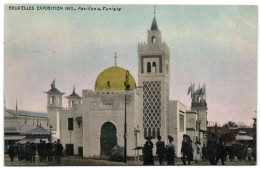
[181,134,189,165]
[156,136,166,165]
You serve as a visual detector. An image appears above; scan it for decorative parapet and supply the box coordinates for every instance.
[138,42,170,57]
[191,102,207,107]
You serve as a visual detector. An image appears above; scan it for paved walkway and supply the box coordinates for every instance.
[4,155,256,166]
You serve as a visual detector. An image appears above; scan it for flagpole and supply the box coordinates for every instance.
[205,84,207,101]
[191,82,192,99]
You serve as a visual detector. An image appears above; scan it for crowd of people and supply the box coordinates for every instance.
[7,135,256,165]
[142,134,256,165]
[7,139,64,164]
[206,137,256,165]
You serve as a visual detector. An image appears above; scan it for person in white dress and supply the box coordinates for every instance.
[193,141,202,163]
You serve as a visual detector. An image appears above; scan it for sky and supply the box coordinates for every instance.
[4,4,257,126]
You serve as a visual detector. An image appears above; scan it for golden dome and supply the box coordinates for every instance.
[94,66,136,91]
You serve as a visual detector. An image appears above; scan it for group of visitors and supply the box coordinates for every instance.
[180,135,201,165]
[206,137,256,165]
[142,135,175,165]
[142,134,256,165]
[7,138,63,164]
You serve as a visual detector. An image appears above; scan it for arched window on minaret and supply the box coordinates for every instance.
[152,62,156,73]
[147,62,151,73]
[151,36,156,44]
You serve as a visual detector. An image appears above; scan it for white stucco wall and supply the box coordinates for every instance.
[169,100,186,157]
[60,104,83,155]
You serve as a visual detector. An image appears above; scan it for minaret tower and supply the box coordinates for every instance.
[138,7,170,141]
[66,85,82,109]
[190,83,208,143]
[44,79,64,136]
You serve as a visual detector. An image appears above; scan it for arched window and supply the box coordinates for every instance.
[147,62,151,73]
[50,96,55,104]
[148,128,151,137]
[152,62,156,73]
[152,128,156,138]
[151,36,156,44]
[144,128,148,138]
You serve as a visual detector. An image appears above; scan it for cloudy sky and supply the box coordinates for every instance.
[4,4,257,126]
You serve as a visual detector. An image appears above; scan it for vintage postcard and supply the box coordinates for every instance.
[3,3,257,166]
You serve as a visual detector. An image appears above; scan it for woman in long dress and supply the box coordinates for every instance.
[142,137,154,165]
[166,135,175,165]
[193,141,202,163]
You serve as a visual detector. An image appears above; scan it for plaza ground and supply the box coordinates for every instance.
[4,154,256,166]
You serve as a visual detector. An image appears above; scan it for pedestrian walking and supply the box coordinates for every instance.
[42,140,47,161]
[181,135,189,165]
[16,142,22,161]
[252,146,256,161]
[46,139,53,162]
[30,142,36,163]
[25,141,31,161]
[56,139,63,164]
[223,142,227,162]
[242,146,247,160]
[187,140,193,165]
[166,135,175,165]
[156,136,166,165]
[202,143,206,161]
[206,138,216,165]
[8,143,15,162]
[53,141,58,161]
[142,136,154,165]
[229,144,235,162]
[193,141,201,163]
[37,139,43,162]
[247,147,252,161]
[215,138,226,165]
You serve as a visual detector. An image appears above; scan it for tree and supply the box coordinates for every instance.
[223,121,237,127]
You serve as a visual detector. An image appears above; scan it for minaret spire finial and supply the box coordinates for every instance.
[114,52,118,67]
[73,85,75,93]
[51,79,55,89]
[154,5,156,17]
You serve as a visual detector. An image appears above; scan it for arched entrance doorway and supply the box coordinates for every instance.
[100,122,117,157]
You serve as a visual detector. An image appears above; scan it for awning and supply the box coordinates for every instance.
[19,136,58,144]
[236,135,254,141]
[5,135,25,140]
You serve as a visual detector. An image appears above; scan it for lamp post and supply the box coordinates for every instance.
[49,125,53,141]
[134,127,140,164]
[196,120,201,142]
[124,70,130,163]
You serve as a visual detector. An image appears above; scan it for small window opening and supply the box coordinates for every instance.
[151,36,156,44]
[147,62,151,73]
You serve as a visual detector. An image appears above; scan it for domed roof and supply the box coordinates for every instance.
[94,66,136,91]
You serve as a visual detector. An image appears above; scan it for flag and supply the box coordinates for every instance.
[187,86,191,95]
[192,83,195,93]
[199,87,203,95]
[202,83,206,94]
